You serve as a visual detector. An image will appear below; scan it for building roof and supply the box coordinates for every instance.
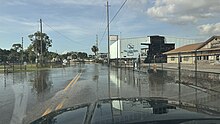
[164,36,220,55]
[163,42,203,54]
[198,36,220,50]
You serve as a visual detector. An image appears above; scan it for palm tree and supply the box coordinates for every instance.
[91,45,98,56]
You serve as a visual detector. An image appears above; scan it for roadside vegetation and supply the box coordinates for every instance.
[0,31,90,73]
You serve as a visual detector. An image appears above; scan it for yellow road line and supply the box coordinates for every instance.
[42,108,52,116]
[55,73,82,111]
[64,73,80,91]
[42,73,82,116]
[55,99,65,111]
[71,73,82,87]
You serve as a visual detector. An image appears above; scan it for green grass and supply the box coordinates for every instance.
[0,63,62,73]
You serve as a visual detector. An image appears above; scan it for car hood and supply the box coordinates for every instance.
[31,97,220,124]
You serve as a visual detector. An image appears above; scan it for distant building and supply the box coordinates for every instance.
[98,53,107,60]
[110,36,145,60]
[164,36,220,64]
[110,35,197,63]
[142,36,175,63]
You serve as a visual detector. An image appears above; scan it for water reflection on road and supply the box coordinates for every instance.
[0,63,220,124]
[32,70,52,95]
[109,67,220,112]
[0,64,85,124]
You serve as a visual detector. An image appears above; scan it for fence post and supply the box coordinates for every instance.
[194,50,198,86]
[125,60,126,68]
[138,54,141,72]
[194,50,198,110]
[13,62,14,73]
[133,59,135,71]
[161,56,163,71]
[178,52,181,106]
[4,61,6,73]
[20,60,22,71]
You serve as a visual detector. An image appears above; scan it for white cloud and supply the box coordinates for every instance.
[52,0,148,7]
[38,0,122,6]
[0,0,27,5]
[0,30,8,33]
[179,15,197,22]
[147,0,220,24]
[44,23,92,37]
[126,0,148,11]
[0,16,36,27]
[0,0,122,6]
[198,23,220,35]
[50,0,108,6]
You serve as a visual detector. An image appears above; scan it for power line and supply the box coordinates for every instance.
[97,7,106,35]
[43,21,86,46]
[99,0,128,45]
[97,7,107,45]
[110,0,127,23]
[100,26,108,45]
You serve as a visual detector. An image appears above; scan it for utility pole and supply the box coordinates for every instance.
[116,35,118,66]
[20,37,24,70]
[96,34,99,55]
[106,0,110,66]
[40,19,43,66]
[21,37,24,66]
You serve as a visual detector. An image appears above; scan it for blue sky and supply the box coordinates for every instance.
[0,0,220,54]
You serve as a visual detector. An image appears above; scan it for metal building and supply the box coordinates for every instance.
[110,35,198,63]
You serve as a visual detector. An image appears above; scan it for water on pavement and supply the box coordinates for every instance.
[0,63,220,124]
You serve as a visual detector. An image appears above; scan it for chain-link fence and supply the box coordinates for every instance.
[110,54,220,112]
[150,54,220,111]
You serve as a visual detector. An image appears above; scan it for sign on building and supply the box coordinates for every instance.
[110,35,118,41]
[123,43,138,56]
[211,39,220,48]
[120,38,142,59]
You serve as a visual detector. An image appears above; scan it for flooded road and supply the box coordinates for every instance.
[0,63,220,123]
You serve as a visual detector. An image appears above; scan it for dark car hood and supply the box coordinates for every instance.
[31,97,220,124]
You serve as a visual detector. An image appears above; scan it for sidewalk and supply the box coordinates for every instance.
[141,63,220,74]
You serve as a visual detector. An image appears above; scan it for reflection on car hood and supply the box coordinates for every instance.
[31,97,220,124]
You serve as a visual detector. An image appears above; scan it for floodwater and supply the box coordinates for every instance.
[0,63,220,124]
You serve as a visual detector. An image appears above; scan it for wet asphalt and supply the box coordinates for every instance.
[0,63,220,124]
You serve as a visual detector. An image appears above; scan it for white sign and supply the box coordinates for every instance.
[123,43,138,56]
[110,35,118,41]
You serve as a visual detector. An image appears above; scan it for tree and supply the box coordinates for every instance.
[28,31,52,65]
[47,51,59,61]
[77,52,87,59]
[10,43,22,63]
[8,49,19,62]
[91,45,98,55]
[26,45,36,64]
[72,54,77,59]
[12,43,22,52]
[0,49,10,62]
